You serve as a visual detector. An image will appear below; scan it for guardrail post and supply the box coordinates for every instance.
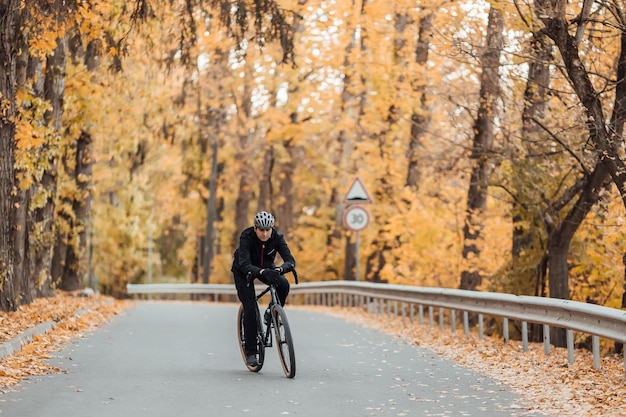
[429,306,434,328]
[592,336,600,370]
[393,301,398,318]
[463,311,469,337]
[503,318,509,343]
[478,314,484,339]
[451,310,456,333]
[409,303,414,323]
[567,329,574,364]
[439,308,444,330]
[543,325,550,355]
[418,305,424,325]
[522,321,528,352]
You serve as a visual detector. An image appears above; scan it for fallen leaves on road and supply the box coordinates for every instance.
[316,305,626,417]
[0,291,132,390]
[2,296,625,416]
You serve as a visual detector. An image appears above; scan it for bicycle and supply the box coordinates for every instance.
[237,268,298,378]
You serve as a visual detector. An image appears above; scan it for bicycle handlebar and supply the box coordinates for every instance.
[281,265,299,285]
[246,267,299,286]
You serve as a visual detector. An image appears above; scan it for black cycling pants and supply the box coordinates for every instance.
[234,273,290,356]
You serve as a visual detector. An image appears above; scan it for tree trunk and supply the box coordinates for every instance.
[406,12,433,188]
[512,31,551,261]
[546,164,610,346]
[202,139,218,284]
[459,6,504,291]
[343,232,356,280]
[233,174,253,250]
[340,0,368,280]
[258,146,274,213]
[616,253,626,354]
[33,36,67,297]
[12,9,33,304]
[0,0,21,312]
[53,38,100,291]
[58,131,94,291]
[232,65,254,251]
[277,140,296,238]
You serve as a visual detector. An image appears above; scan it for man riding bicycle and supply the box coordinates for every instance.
[231,211,296,367]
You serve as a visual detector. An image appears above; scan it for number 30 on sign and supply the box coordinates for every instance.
[344,205,369,232]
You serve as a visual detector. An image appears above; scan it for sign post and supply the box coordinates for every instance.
[343,178,372,281]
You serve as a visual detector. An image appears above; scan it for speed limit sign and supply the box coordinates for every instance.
[344,205,369,232]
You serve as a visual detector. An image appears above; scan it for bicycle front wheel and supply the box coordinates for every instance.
[272,304,296,378]
[237,304,264,372]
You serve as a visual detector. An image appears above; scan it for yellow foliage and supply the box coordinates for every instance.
[7,0,624,308]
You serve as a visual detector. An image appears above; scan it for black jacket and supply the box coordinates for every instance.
[231,227,296,278]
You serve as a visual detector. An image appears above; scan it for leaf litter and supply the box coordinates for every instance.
[0,291,131,391]
[313,305,626,417]
[1,295,625,416]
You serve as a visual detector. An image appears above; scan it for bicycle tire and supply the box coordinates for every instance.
[237,305,264,372]
[272,304,296,378]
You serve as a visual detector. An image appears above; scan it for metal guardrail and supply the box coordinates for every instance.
[126,280,626,374]
[127,283,237,296]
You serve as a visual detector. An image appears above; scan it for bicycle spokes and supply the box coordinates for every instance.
[272,305,296,378]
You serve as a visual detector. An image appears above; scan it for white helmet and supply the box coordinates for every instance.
[254,211,275,229]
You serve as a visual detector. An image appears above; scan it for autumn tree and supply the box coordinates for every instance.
[459,5,504,292]
[0,0,298,308]
[0,0,22,311]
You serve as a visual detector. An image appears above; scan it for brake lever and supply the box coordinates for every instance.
[274,266,298,284]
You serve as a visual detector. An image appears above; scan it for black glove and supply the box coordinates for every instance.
[261,268,281,286]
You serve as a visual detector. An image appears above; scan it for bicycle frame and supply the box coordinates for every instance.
[256,285,279,349]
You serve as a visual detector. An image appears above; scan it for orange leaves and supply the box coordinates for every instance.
[15,122,46,152]
[323,305,626,417]
[15,89,50,153]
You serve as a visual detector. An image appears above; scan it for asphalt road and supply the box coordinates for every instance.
[0,302,544,417]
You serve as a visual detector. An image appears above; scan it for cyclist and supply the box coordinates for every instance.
[231,211,296,367]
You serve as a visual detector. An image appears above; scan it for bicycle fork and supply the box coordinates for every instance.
[263,309,274,348]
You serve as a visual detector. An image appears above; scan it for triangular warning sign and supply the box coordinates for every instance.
[342,177,372,204]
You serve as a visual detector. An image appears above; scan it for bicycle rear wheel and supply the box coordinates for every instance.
[272,304,296,378]
[237,305,265,372]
